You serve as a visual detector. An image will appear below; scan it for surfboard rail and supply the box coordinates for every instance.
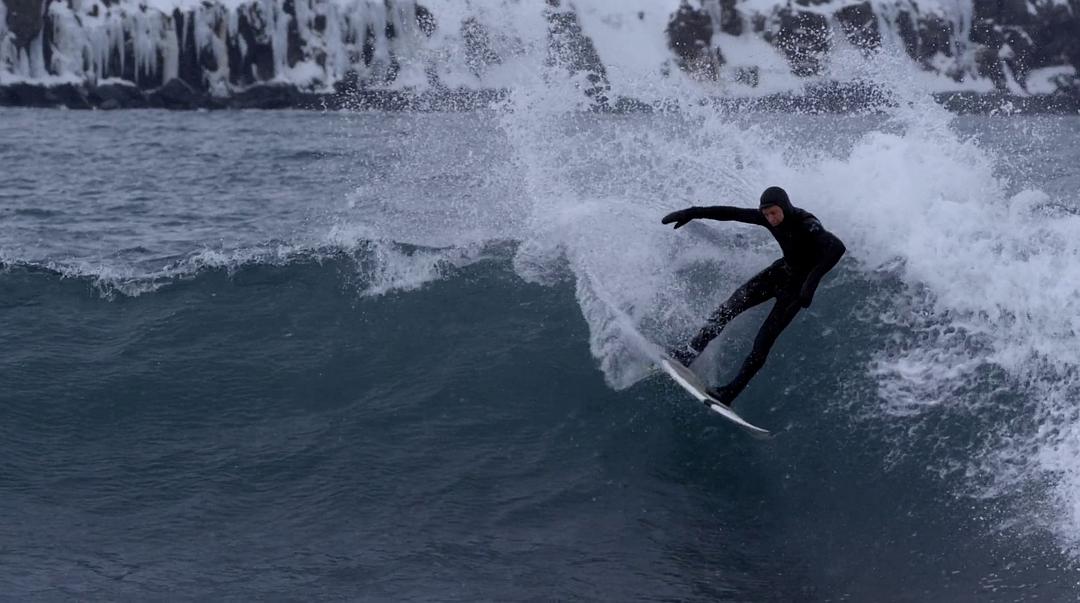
[659,357,771,438]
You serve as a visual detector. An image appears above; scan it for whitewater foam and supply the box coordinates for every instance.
[460,39,1080,559]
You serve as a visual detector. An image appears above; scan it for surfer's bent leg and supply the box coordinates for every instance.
[709,296,801,404]
[670,263,783,366]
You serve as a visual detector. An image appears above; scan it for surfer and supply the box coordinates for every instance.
[662,186,846,406]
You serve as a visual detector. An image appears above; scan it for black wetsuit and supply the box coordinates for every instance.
[663,187,846,405]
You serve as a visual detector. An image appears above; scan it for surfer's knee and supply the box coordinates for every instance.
[689,327,717,352]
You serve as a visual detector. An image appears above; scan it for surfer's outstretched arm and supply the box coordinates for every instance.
[661,206,767,229]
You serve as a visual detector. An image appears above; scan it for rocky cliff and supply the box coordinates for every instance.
[0,0,1077,110]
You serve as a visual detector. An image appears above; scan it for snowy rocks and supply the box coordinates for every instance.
[148,77,208,109]
[835,3,880,52]
[666,1,723,80]
[1021,0,1080,91]
[545,0,609,104]
[230,82,306,109]
[769,9,830,77]
[1,0,1079,111]
[661,0,1079,96]
[4,0,42,48]
[0,81,89,107]
[1,0,441,98]
[461,17,499,78]
[2,81,48,105]
[89,81,146,109]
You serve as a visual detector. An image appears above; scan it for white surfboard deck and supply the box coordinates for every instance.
[659,357,771,439]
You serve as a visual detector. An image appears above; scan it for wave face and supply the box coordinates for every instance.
[4,59,1080,599]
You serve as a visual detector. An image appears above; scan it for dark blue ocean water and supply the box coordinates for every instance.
[2,107,1080,600]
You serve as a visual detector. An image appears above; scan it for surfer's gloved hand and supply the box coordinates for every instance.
[661,208,694,229]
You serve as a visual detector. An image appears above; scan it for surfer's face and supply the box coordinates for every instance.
[762,205,784,226]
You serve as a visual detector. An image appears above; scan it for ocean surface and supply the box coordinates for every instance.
[3,97,1080,600]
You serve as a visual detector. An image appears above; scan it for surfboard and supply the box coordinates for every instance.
[659,356,771,438]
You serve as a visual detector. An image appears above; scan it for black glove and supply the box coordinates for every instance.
[798,285,814,308]
[661,209,694,229]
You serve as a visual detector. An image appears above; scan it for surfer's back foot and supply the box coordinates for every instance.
[667,345,697,367]
[705,386,735,407]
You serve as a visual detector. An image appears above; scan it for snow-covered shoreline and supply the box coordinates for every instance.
[1,0,1077,112]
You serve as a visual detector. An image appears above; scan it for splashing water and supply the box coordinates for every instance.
[454,38,1080,557]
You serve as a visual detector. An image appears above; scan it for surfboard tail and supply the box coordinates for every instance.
[658,357,771,438]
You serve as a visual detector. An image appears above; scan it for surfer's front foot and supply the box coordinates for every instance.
[667,345,697,368]
[705,386,735,408]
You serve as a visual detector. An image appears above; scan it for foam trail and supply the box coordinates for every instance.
[818,43,1080,549]
[481,35,1080,556]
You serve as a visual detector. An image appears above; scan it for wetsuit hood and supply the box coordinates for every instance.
[759,186,794,214]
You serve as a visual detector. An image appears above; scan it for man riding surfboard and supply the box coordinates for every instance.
[662,186,846,407]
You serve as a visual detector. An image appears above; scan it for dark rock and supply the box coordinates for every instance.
[231,6,275,84]
[1050,75,1080,100]
[728,81,894,113]
[329,71,369,109]
[227,17,249,86]
[667,1,712,65]
[735,66,759,87]
[282,0,304,68]
[896,12,954,67]
[50,84,92,109]
[935,91,1009,114]
[149,78,207,109]
[119,29,138,83]
[362,25,376,66]
[333,70,362,96]
[89,82,146,108]
[1001,26,1036,87]
[666,1,723,79]
[5,82,49,106]
[835,2,879,51]
[416,4,436,36]
[385,55,401,84]
[229,83,302,109]
[133,48,167,89]
[609,96,654,113]
[975,44,1008,91]
[803,80,892,112]
[770,9,830,77]
[969,16,1003,48]
[1027,3,1080,73]
[751,13,767,33]
[968,0,1049,87]
[347,88,412,111]
[973,0,1032,26]
[718,0,742,36]
[896,10,918,59]
[0,82,91,108]
[175,10,206,91]
[545,1,610,104]
[5,0,44,48]
[917,15,954,61]
[462,17,500,77]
